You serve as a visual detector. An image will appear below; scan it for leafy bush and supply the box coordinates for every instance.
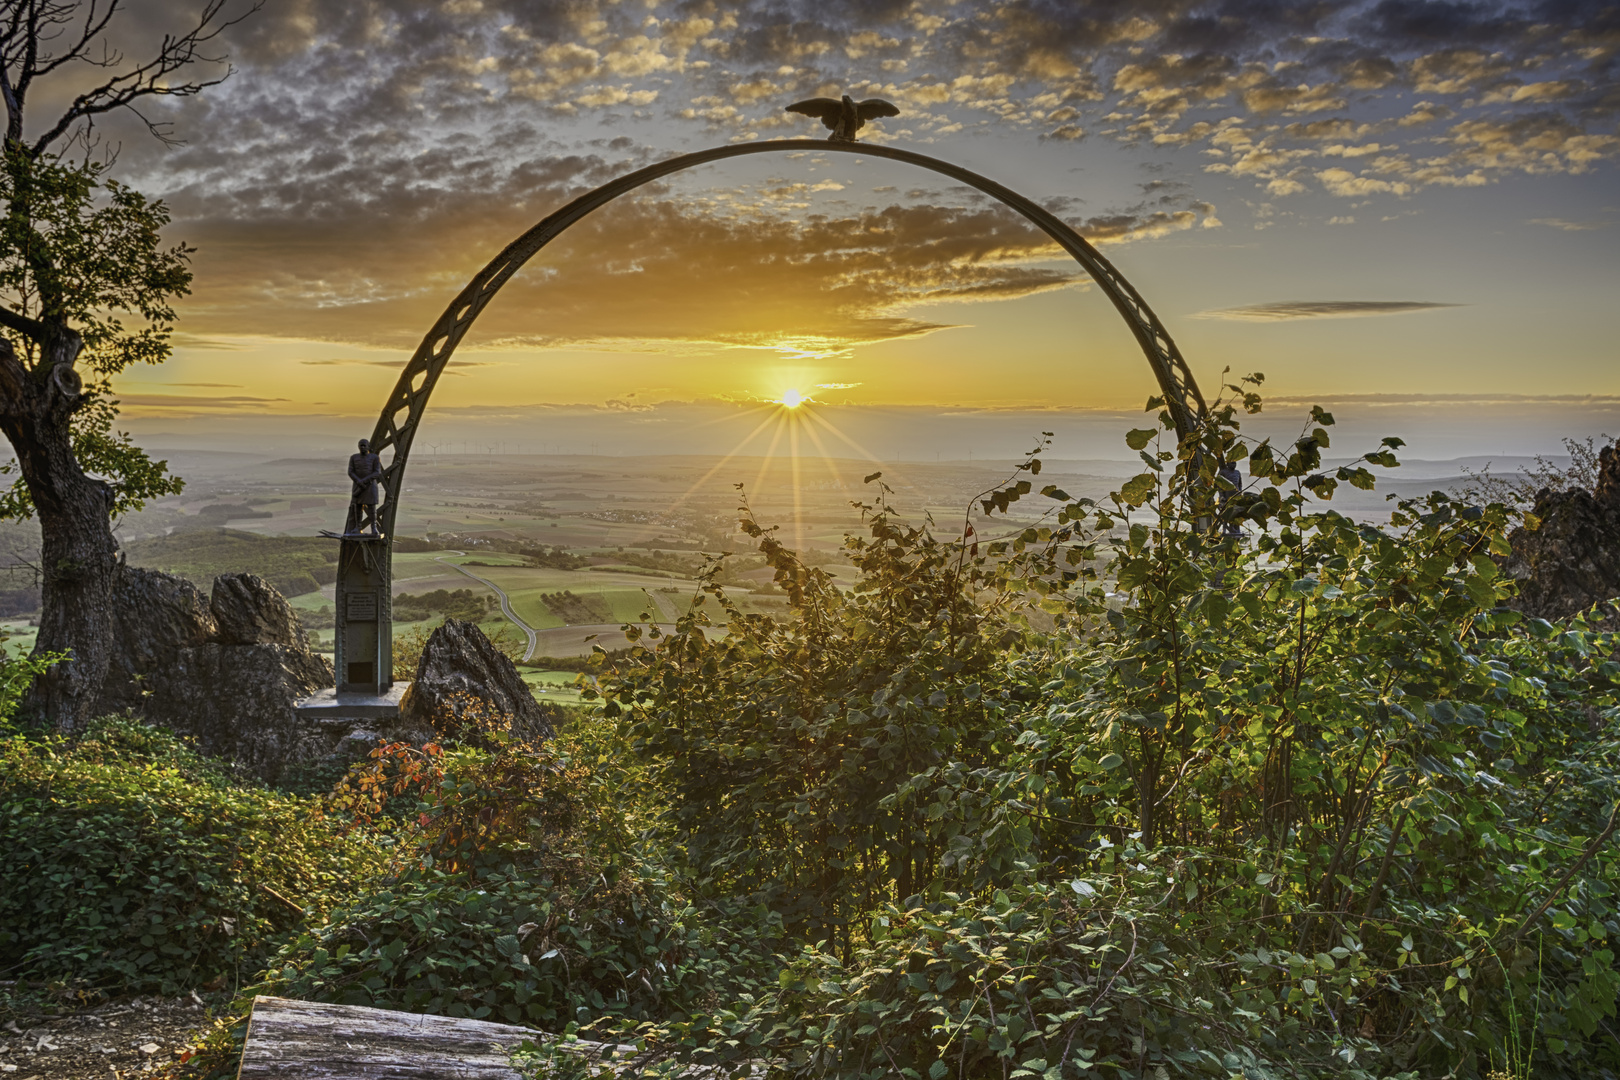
[663,873,1418,1080]
[600,480,1036,947]
[0,643,63,733]
[1455,432,1616,511]
[592,379,1620,1079]
[0,717,386,992]
[268,718,783,1027]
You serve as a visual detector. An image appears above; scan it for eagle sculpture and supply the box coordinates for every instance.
[785,94,900,142]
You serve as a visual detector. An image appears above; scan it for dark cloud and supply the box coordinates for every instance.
[181,184,1207,349]
[1195,300,1463,320]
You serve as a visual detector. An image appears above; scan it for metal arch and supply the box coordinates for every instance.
[367,138,1208,539]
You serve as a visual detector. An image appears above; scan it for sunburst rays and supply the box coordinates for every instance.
[668,393,883,548]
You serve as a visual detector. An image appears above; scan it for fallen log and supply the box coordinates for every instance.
[238,995,566,1079]
[237,995,763,1078]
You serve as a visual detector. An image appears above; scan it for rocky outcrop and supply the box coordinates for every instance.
[98,570,557,781]
[95,567,348,782]
[1504,442,1620,623]
[400,619,555,747]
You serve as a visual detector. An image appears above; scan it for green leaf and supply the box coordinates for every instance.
[1118,473,1158,507]
[1125,428,1158,451]
[1098,753,1124,770]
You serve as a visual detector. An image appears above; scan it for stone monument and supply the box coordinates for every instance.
[299,438,404,718]
[337,437,392,694]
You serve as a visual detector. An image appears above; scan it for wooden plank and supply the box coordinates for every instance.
[237,996,542,1079]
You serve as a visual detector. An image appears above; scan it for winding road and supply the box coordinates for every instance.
[434,551,540,661]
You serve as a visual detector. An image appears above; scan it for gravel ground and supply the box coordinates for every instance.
[0,996,216,1080]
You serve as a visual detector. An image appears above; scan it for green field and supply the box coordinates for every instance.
[505,589,566,629]
[519,669,592,705]
[93,452,888,662]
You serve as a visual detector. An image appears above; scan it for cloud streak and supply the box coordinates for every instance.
[1195,300,1463,321]
[298,359,502,368]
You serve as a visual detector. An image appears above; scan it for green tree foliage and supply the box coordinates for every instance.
[392,587,490,622]
[0,149,187,517]
[0,638,62,732]
[541,589,615,625]
[0,717,385,993]
[0,0,250,729]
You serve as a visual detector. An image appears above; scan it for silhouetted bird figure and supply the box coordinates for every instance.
[785,94,900,142]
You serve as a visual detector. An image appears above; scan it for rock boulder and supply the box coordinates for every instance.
[400,619,555,746]
[1504,442,1620,623]
[211,572,306,646]
[143,641,336,780]
[96,565,344,782]
[95,566,218,716]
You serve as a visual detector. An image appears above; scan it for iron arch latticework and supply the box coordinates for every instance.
[329,138,1209,694]
[364,138,1208,541]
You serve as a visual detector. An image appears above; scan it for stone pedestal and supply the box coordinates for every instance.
[334,534,392,694]
[294,683,408,721]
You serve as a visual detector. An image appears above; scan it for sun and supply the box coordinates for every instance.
[780,388,804,408]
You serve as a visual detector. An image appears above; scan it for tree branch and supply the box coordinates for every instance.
[0,0,259,156]
[0,301,44,342]
[1512,800,1620,943]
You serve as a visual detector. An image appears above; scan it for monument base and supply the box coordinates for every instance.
[295,683,408,721]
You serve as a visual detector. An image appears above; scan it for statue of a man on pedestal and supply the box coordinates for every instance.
[346,438,385,536]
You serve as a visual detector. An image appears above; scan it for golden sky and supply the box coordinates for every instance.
[65,0,1620,456]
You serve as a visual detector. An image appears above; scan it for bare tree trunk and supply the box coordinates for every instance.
[0,329,116,730]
